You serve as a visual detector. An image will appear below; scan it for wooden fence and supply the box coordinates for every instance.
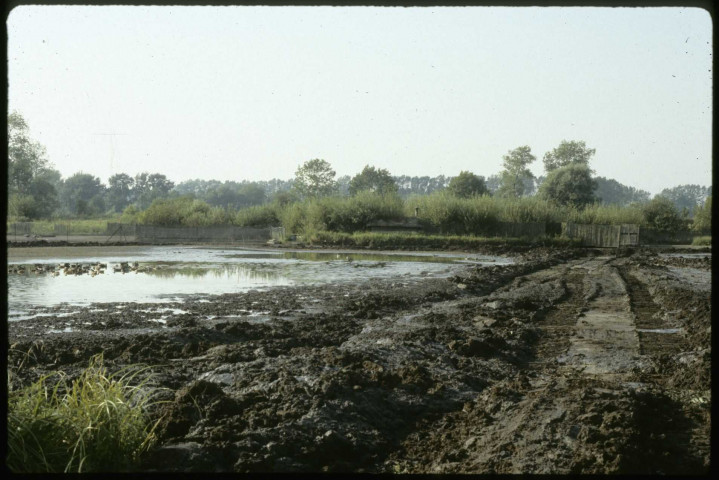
[562,223,640,248]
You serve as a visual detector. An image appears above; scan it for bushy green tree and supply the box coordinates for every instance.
[134,173,175,209]
[642,196,688,232]
[692,196,712,234]
[293,159,338,199]
[538,163,597,208]
[7,112,61,218]
[107,173,135,212]
[496,146,536,198]
[447,171,489,198]
[543,140,596,173]
[348,165,398,196]
[59,173,107,216]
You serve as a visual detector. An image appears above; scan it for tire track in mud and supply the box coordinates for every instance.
[617,265,710,472]
[388,255,709,474]
[620,267,689,357]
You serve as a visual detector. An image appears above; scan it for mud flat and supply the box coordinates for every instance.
[6,247,711,473]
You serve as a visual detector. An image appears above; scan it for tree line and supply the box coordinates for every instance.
[7,111,712,231]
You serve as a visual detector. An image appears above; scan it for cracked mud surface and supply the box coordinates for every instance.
[6,247,711,473]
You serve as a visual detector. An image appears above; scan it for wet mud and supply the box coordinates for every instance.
[6,246,711,474]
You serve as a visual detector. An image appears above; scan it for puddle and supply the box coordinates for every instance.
[636,328,682,334]
[8,246,512,312]
[665,267,712,293]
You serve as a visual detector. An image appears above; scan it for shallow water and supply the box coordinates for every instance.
[7,246,512,314]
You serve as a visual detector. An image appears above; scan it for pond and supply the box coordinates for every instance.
[7,245,513,317]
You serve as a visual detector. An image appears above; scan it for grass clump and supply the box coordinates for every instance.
[7,354,162,473]
[691,236,712,246]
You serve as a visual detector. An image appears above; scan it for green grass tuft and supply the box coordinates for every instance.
[691,236,712,246]
[7,354,164,473]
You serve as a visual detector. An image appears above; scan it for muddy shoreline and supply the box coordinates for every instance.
[6,246,711,473]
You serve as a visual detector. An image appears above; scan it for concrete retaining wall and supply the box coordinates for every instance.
[136,225,272,243]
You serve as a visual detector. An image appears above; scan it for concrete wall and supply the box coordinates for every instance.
[136,225,271,243]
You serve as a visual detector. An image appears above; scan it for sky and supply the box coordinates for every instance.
[6,5,713,195]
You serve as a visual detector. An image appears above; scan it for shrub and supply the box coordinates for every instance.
[691,236,711,246]
[7,354,162,473]
[234,204,279,227]
[692,196,712,234]
[642,196,688,232]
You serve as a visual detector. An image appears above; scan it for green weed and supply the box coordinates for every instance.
[7,354,164,473]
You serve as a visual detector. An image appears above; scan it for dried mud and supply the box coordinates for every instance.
[6,247,711,474]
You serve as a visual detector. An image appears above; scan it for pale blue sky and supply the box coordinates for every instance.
[7,6,713,195]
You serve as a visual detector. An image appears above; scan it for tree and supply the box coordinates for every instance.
[538,163,597,208]
[642,196,688,232]
[107,173,135,213]
[348,165,398,196]
[496,146,536,198]
[7,112,61,218]
[658,184,711,216]
[293,159,338,199]
[59,172,107,216]
[447,171,489,198]
[134,173,175,209]
[543,140,596,173]
[594,176,651,206]
[691,196,712,234]
[28,174,60,218]
[7,111,51,194]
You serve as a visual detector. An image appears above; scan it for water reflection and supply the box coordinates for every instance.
[225,250,476,263]
[7,246,513,310]
[7,262,291,308]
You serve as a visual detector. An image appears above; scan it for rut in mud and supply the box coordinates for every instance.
[6,248,711,473]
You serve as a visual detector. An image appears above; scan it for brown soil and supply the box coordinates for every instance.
[6,247,711,474]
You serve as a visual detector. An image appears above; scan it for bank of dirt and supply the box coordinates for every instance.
[6,247,711,473]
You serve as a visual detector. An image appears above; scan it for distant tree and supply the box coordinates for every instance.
[59,172,107,216]
[538,163,597,208]
[485,174,501,194]
[594,176,651,206]
[7,111,50,194]
[205,182,266,209]
[172,179,222,198]
[348,165,398,196]
[107,173,135,212]
[293,159,338,199]
[272,190,299,206]
[447,171,489,198]
[7,111,61,218]
[134,173,175,209]
[642,196,688,232]
[658,184,711,217]
[691,196,712,234]
[28,174,60,218]
[336,175,351,196]
[496,146,536,198]
[543,140,596,173]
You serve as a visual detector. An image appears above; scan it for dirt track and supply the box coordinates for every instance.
[6,247,711,473]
